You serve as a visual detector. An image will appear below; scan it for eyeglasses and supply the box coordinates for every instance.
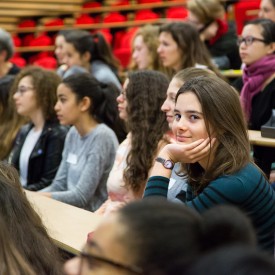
[15,86,34,96]
[80,252,143,274]
[237,36,267,46]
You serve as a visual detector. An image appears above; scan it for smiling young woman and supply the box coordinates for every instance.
[144,74,275,255]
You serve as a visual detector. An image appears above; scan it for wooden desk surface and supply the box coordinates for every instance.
[221,69,242,78]
[248,130,275,148]
[26,191,103,255]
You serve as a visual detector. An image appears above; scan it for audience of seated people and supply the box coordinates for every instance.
[39,73,120,211]
[0,2,274,273]
[57,30,122,90]
[96,70,170,215]
[144,74,275,254]
[233,18,275,179]
[9,66,68,191]
[0,75,26,161]
[187,0,241,69]
[0,28,20,78]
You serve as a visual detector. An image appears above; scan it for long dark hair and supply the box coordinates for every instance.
[64,30,120,73]
[176,75,250,192]
[62,73,126,142]
[245,18,275,48]
[0,162,62,274]
[123,71,169,195]
[159,22,220,76]
[117,198,256,274]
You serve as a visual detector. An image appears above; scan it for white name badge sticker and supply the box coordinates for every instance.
[168,178,176,189]
[67,153,78,164]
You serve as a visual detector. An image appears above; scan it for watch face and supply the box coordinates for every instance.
[164,160,173,169]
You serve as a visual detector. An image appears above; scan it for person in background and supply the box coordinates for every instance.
[144,75,275,254]
[64,199,256,275]
[235,18,275,179]
[0,75,26,161]
[57,30,122,90]
[187,0,241,69]
[9,66,67,191]
[96,70,169,215]
[0,28,20,77]
[0,162,62,275]
[40,73,119,211]
[259,0,275,21]
[157,22,221,77]
[130,24,170,76]
[54,30,70,66]
[161,68,215,202]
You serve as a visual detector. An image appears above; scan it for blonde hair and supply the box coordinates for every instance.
[130,25,171,76]
[187,0,225,24]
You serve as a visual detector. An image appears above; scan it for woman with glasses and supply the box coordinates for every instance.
[9,66,68,191]
[0,75,26,161]
[64,199,256,275]
[235,18,275,179]
[187,0,241,69]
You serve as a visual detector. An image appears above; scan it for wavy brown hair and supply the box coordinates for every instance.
[10,66,61,121]
[123,71,169,196]
[176,75,251,193]
[0,162,62,274]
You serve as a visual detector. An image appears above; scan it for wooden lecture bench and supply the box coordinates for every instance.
[248,130,275,148]
[26,191,103,255]
[221,69,242,78]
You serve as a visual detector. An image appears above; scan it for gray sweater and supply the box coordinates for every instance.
[41,124,118,211]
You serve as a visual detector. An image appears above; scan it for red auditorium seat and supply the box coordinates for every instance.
[233,0,260,34]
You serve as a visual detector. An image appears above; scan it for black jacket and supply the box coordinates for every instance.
[206,22,241,69]
[10,121,68,191]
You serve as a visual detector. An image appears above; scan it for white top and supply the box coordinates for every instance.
[19,128,42,186]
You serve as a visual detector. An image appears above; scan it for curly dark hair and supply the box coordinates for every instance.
[11,66,61,121]
[123,70,169,195]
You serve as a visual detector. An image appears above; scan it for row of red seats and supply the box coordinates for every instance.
[10,0,261,70]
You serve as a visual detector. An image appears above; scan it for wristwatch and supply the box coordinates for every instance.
[155,157,174,170]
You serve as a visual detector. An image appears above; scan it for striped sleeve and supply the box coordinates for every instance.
[144,176,170,198]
